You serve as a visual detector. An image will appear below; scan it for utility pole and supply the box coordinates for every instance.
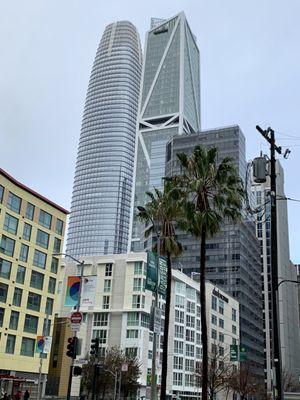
[256,125,282,400]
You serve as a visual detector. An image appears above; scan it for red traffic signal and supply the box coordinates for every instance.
[66,337,77,359]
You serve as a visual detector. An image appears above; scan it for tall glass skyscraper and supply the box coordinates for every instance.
[129,12,201,251]
[67,21,142,257]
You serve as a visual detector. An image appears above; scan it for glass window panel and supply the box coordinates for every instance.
[24,314,39,333]
[20,337,35,357]
[39,210,52,229]
[51,257,58,274]
[9,311,19,330]
[55,219,63,235]
[48,277,56,294]
[0,307,4,327]
[53,238,61,253]
[0,283,8,303]
[33,250,47,269]
[23,223,32,241]
[30,270,44,290]
[0,235,15,257]
[45,297,54,315]
[36,229,49,249]
[7,192,21,214]
[0,258,11,279]
[0,185,4,203]
[16,265,26,284]
[27,291,41,311]
[25,203,35,221]
[6,334,16,354]
[19,244,29,262]
[3,213,19,235]
[13,287,22,306]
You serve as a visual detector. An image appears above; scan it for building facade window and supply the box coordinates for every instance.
[36,229,49,249]
[141,313,149,328]
[173,356,183,370]
[126,329,139,338]
[219,299,224,315]
[134,261,143,274]
[133,278,142,291]
[13,287,22,306]
[0,258,11,280]
[22,223,32,241]
[186,344,194,357]
[16,265,26,284]
[9,311,19,330]
[125,347,138,357]
[39,210,52,229]
[19,244,29,262]
[0,185,4,203]
[33,250,47,269]
[45,297,54,314]
[232,308,237,322]
[93,313,108,326]
[27,291,41,311]
[132,294,144,308]
[103,279,111,292]
[174,340,184,354]
[51,257,58,273]
[127,312,139,326]
[25,203,35,220]
[0,235,15,257]
[211,314,217,325]
[0,283,8,303]
[102,296,110,309]
[3,213,19,235]
[24,314,39,334]
[173,372,183,386]
[7,192,21,214]
[92,329,107,344]
[175,310,184,324]
[211,295,217,311]
[20,337,35,357]
[232,325,237,334]
[105,263,112,277]
[175,325,184,339]
[211,329,217,340]
[53,238,61,253]
[55,219,63,235]
[48,277,56,294]
[219,318,224,328]
[0,307,4,326]
[6,334,16,354]
[30,271,44,290]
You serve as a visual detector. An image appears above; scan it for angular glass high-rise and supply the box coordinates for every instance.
[129,12,201,251]
[67,21,142,257]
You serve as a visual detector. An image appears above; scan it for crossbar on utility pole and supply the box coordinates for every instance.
[256,125,282,400]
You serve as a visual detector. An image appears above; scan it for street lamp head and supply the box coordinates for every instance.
[137,206,146,213]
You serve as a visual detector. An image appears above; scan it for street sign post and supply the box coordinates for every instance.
[240,346,247,361]
[70,311,82,332]
[153,307,162,334]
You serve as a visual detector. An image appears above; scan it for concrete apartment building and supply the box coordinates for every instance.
[0,168,68,395]
[164,127,265,379]
[252,162,300,390]
[52,252,239,399]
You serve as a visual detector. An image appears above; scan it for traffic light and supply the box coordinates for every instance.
[90,337,99,356]
[66,337,77,359]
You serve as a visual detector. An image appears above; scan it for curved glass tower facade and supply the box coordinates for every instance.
[67,21,142,257]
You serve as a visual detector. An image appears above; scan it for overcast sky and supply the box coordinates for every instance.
[1,0,300,262]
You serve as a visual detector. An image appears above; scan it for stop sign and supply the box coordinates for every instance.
[71,312,82,324]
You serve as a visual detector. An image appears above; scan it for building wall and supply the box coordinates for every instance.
[67,21,142,257]
[164,127,265,378]
[0,169,67,378]
[54,252,239,398]
[129,12,201,252]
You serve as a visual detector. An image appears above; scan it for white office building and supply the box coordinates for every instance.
[56,253,239,399]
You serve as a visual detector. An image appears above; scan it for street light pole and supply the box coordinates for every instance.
[54,252,85,400]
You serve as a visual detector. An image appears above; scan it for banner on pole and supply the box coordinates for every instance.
[145,251,158,292]
[81,276,97,307]
[158,256,167,296]
[35,336,52,354]
[230,344,238,361]
[35,336,44,353]
[65,276,81,307]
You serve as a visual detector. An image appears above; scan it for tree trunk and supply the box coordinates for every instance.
[200,228,208,400]
[160,252,172,400]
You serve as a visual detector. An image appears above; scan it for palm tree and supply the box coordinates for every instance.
[137,181,182,400]
[170,145,244,400]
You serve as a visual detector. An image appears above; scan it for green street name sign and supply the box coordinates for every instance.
[230,344,238,361]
